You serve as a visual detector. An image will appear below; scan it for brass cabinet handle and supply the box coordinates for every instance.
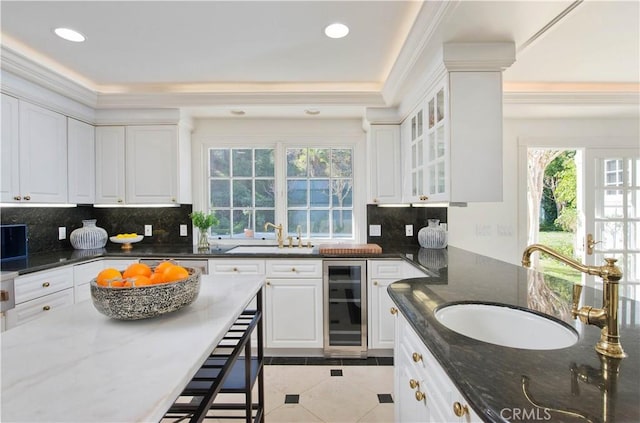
[171,198,176,203]
[453,402,469,417]
[291,267,296,272]
[42,282,50,288]
[266,281,271,286]
[42,305,51,311]
[373,280,378,286]
[117,198,123,203]
[13,196,21,201]
[415,391,426,401]
[232,267,238,272]
[390,307,398,315]
[412,352,423,363]
[23,195,31,200]
[409,379,419,389]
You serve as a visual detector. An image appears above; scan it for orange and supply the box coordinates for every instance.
[130,275,152,287]
[97,268,123,287]
[149,272,165,285]
[110,279,131,288]
[154,261,175,274]
[163,265,189,283]
[123,263,152,279]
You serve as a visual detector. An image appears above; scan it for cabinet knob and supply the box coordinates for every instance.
[373,198,378,203]
[13,196,21,201]
[23,195,31,200]
[409,379,419,389]
[415,391,426,401]
[42,282,50,288]
[266,281,271,286]
[171,198,176,203]
[453,402,469,417]
[117,199,123,203]
[412,352,423,363]
[373,280,378,286]
[232,267,238,272]
[42,305,51,311]
[390,307,398,315]
[291,267,296,272]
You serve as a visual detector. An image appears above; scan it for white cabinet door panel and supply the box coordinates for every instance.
[95,126,126,204]
[1,94,20,203]
[67,118,95,204]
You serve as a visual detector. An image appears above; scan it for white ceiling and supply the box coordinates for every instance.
[1,0,638,119]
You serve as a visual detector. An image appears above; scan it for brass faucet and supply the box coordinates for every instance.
[522,244,625,358]
[264,222,284,248]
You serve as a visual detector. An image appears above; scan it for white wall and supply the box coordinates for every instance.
[448,117,640,265]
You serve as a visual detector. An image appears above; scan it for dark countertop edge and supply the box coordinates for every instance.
[4,245,430,276]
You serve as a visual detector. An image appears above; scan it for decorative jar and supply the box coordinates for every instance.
[70,220,108,250]
[418,219,448,249]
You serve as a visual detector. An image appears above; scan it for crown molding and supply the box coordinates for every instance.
[504,90,639,105]
[94,108,182,125]
[443,42,516,71]
[363,107,402,125]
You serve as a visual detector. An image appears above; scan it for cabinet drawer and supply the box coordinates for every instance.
[14,267,73,304]
[6,288,74,328]
[209,259,265,275]
[369,260,403,279]
[266,259,322,278]
[73,260,104,287]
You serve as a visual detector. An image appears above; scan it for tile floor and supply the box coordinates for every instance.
[180,357,395,423]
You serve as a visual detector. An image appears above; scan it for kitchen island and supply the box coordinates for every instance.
[388,247,640,422]
[1,274,264,422]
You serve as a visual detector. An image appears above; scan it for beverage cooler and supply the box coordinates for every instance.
[323,260,367,358]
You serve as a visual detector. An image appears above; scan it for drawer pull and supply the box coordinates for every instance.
[13,195,21,201]
[42,282,51,288]
[409,379,419,389]
[415,391,426,401]
[453,402,469,417]
[373,281,378,286]
[24,195,31,200]
[266,281,271,286]
[42,305,51,311]
[232,267,238,272]
[390,307,398,315]
[412,352,423,363]
[291,267,296,272]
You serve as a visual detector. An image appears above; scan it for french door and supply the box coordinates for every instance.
[583,149,640,301]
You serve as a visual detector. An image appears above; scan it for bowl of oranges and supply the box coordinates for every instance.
[90,261,201,320]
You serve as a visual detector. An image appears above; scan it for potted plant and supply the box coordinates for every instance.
[189,211,219,250]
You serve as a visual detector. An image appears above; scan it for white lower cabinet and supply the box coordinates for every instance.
[73,260,104,303]
[368,260,429,349]
[265,259,323,349]
[209,258,265,275]
[6,266,75,329]
[395,313,482,423]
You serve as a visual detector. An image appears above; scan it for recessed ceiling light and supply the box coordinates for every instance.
[324,23,349,39]
[305,109,320,115]
[54,27,86,42]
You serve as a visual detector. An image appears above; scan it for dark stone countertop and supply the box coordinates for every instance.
[388,247,640,423]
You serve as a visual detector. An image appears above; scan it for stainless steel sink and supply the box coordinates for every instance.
[434,303,579,350]
[225,245,316,254]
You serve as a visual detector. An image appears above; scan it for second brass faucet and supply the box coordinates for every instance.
[522,244,626,358]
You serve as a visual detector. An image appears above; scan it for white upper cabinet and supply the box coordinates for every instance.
[67,118,95,204]
[95,124,191,205]
[15,100,68,203]
[367,124,403,204]
[95,126,126,204]
[125,125,178,204]
[1,94,20,203]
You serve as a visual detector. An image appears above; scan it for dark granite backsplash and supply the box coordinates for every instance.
[366,204,447,249]
[1,205,193,253]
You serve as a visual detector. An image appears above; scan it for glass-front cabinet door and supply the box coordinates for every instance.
[425,85,448,200]
[402,106,427,202]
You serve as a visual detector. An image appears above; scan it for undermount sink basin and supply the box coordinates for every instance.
[225,245,315,254]
[434,303,579,350]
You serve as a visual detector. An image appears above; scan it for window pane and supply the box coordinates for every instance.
[287,180,307,206]
[597,220,624,250]
[256,149,275,177]
[310,179,330,207]
[210,149,229,177]
[310,210,329,237]
[309,148,330,177]
[212,210,230,236]
[332,179,352,207]
[287,148,307,177]
[255,210,275,235]
[232,180,252,208]
[331,149,352,177]
[210,180,230,207]
[332,210,353,237]
[255,179,275,207]
[233,209,250,236]
[287,210,307,235]
[232,149,252,177]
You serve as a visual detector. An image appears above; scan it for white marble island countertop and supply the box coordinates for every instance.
[1,274,265,423]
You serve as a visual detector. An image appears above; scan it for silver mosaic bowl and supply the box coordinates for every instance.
[90,268,201,320]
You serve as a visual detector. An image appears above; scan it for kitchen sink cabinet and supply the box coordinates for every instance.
[367,124,403,204]
[1,97,68,204]
[402,71,503,203]
[67,118,95,204]
[265,259,323,349]
[395,313,481,423]
[95,124,191,205]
